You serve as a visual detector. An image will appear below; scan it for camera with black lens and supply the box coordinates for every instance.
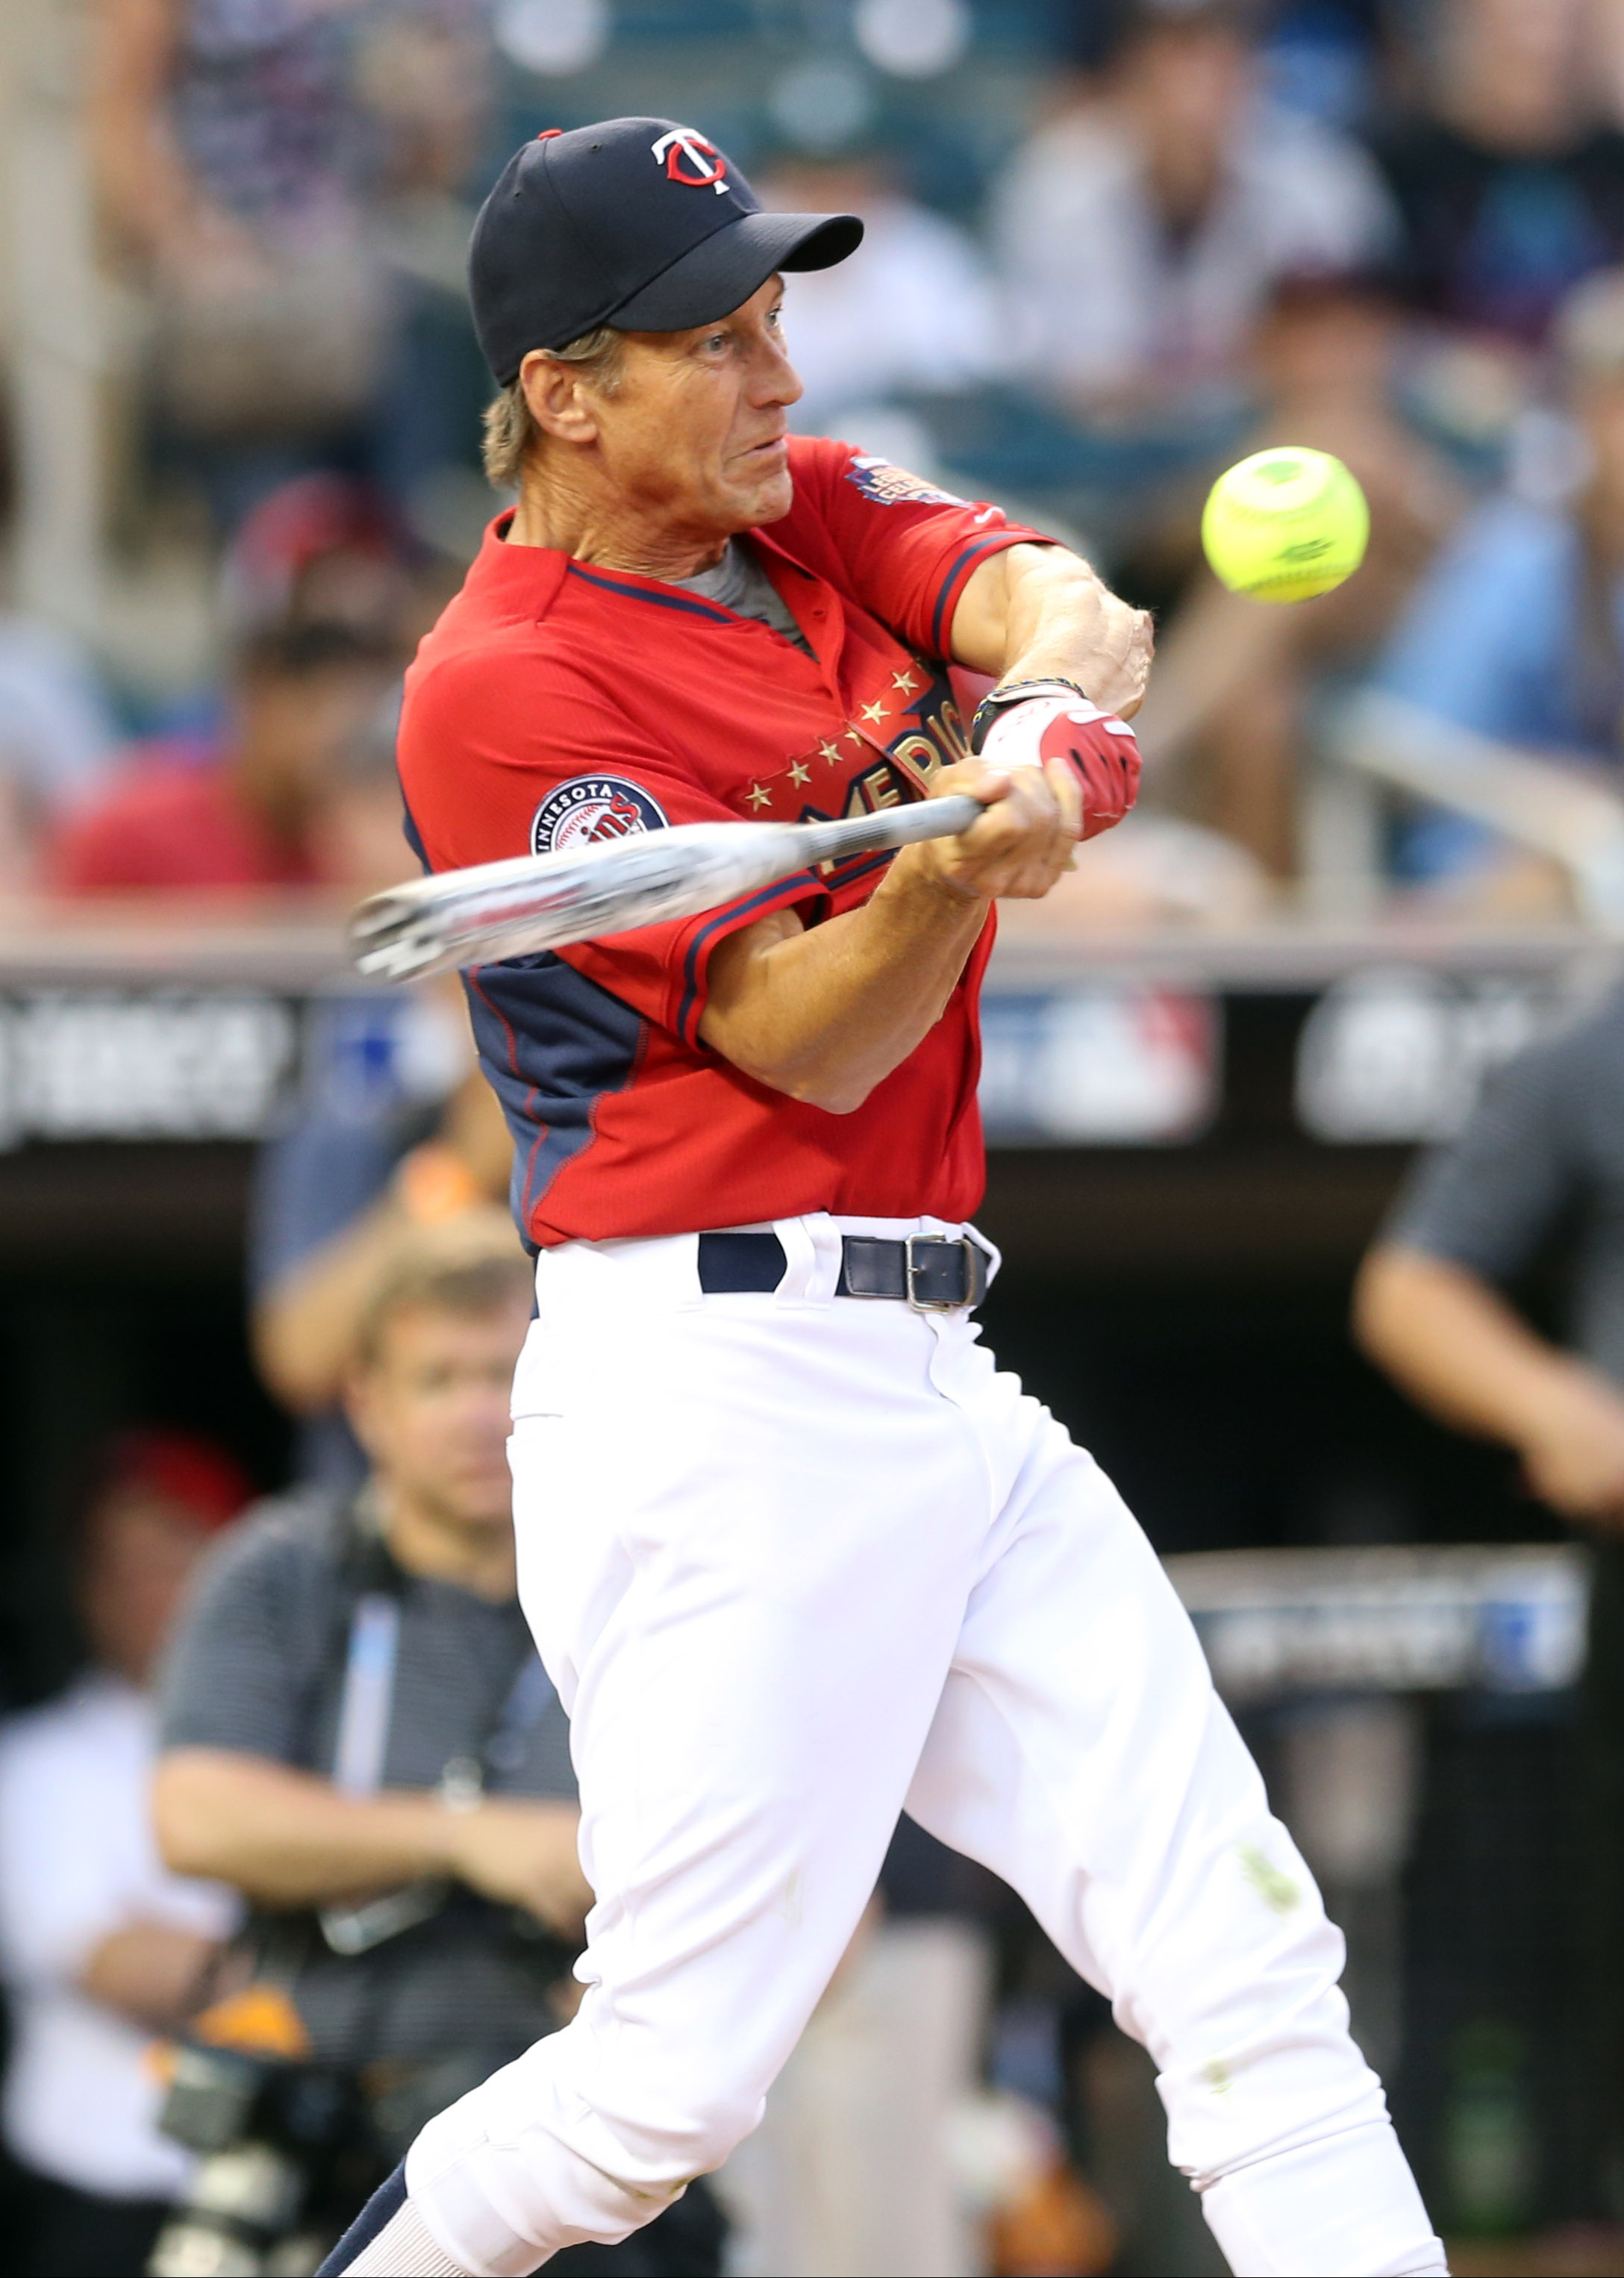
[147,2035,366,2277]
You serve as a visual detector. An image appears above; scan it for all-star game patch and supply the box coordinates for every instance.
[843,455,972,510]
[531,775,669,855]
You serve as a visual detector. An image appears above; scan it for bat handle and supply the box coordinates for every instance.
[867,792,987,847]
[803,792,988,869]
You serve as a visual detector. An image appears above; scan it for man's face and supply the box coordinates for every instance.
[1442,0,1586,152]
[1127,25,1250,152]
[346,1299,530,1537]
[81,1494,217,1686]
[573,275,804,537]
[231,663,395,838]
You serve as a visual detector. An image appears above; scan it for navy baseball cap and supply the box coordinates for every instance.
[469,118,864,385]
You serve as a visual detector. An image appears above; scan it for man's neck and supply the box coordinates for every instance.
[375,1485,517,1603]
[508,467,729,581]
[1143,135,1222,235]
[225,746,305,849]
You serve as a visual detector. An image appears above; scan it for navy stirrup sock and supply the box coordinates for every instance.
[316,2160,409,2276]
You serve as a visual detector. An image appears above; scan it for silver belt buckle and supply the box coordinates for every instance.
[905,1232,968,1311]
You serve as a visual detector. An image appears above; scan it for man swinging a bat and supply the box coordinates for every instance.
[322,117,1444,2278]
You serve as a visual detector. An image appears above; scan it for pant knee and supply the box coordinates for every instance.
[407,2037,771,2265]
[601,2078,764,2188]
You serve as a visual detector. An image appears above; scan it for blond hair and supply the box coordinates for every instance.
[352,1223,531,1370]
[481,326,627,490]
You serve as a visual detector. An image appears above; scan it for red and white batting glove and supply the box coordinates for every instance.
[971,680,1140,841]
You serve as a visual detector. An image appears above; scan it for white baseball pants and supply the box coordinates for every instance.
[407,1215,1446,2277]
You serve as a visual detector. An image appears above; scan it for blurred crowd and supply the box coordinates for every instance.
[18,1,1624,2273]
[7,0,1624,917]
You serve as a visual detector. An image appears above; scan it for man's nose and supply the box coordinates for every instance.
[754,333,802,408]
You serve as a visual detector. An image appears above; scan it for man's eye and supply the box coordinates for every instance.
[705,333,728,352]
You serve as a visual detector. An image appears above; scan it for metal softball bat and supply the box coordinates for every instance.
[349,792,988,981]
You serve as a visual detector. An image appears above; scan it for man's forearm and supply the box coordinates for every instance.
[78,1921,219,2032]
[700,856,988,1114]
[702,760,1084,1111]
[154,1749,457,1905]
[1355,1242,1624,1523]
[252,1198,413,1414]
[951,543,1153,721]
[89,0,202,263]
[1353,1246,1581,1444]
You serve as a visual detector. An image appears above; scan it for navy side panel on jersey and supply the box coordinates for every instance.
[462,955,644,1241]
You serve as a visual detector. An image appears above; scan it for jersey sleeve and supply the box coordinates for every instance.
[1383,1032,1581,1285]
[399,655,822,1046]
[784,434,1052,663]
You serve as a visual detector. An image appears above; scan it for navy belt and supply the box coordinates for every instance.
[697,1230,988,1311]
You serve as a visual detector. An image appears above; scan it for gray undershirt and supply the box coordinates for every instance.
[672,539,813,653]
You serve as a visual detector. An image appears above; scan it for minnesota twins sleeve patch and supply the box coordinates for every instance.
[531,776,669,855]
[843,455,973,509]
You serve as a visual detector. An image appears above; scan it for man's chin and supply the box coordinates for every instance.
[726,464,793,528]
[442,1494,515,1535]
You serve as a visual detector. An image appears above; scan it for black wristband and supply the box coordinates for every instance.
[969,676,1094,755]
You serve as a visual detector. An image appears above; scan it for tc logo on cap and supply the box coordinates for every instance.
[651,127,729,193]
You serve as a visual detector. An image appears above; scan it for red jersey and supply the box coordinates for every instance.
[399,436,1047,1247]
[54,746,316,893]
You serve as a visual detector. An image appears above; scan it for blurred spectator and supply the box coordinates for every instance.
[1260,0,1387,130]
[219,471,437,653]
[1372,0,1624,351]
[758,153,1002,431]
[720,1897,991,2277]
[88,0,494,528]
[0,617,120,891]
[719,1825,1119,2278]
[1353,980,1624,2209]
[52,620,398,892]
[1374,264,1624,891]
[0,1432,246,2277]
[150,1235,722,2271]
[987,0,1394,416]
[251,687,513,1483]
[1134,269,1465,875]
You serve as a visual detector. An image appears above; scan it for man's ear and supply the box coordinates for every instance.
[520,351,602,446]
[341,1365,381,1460]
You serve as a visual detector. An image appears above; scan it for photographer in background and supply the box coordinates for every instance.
[0,1432,247,2277]
[152,1229,722,2272]
[52,621,398,895]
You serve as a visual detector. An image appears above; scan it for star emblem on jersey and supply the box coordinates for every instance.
[746,783,772,810]
[787,760,811,787]
[892,671,920,695]
[861,700,887,724]
[531,775,669,855]
[819,741,843,765]
[650,127,731,193]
